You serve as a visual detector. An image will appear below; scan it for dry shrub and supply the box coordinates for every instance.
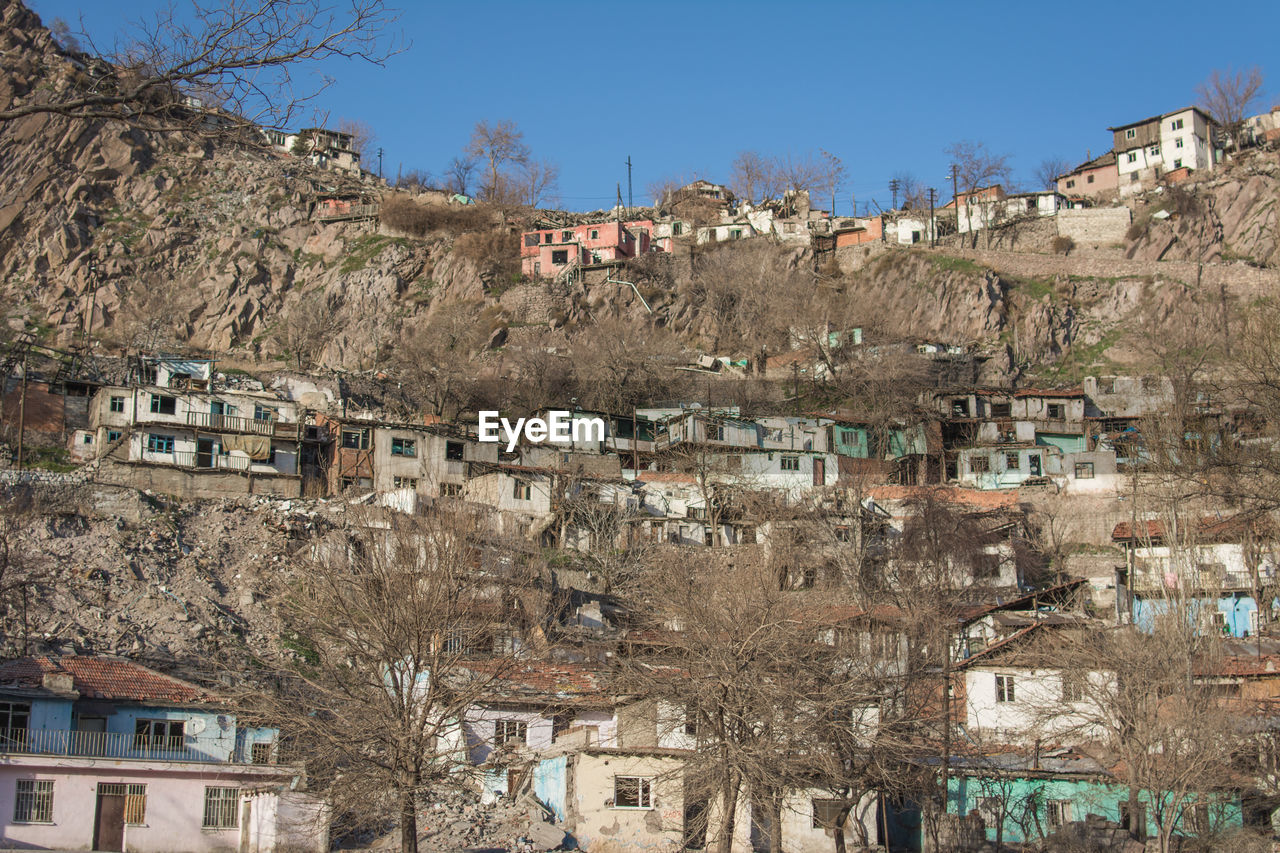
[454,230,519,283]
[379,194,491,237]
[1051,235,1075,255]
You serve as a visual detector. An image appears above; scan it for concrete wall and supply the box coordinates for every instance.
[1056,208,1132,245]
[569,752,685,853]
[963,666,1105,745]
[95,457,302,499]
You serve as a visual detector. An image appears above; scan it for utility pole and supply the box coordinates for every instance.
[625,156,633,211]
[949,163,960,231]
[377,147,384,180]
[889,178,901,210]
[16,348,27,471]
[928,188,937,247]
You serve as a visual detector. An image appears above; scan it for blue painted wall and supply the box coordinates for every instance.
[534,755,568,821]
[1132,594,1263,638]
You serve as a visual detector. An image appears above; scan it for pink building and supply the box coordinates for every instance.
[0,655,327,853]
[520,220,658,278]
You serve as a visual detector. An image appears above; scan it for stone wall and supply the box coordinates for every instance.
[1057,207,1133,245]
[926,246,1280,297]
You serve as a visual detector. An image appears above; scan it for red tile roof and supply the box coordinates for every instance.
[1112,514,1275,544]
[0,656,220,704]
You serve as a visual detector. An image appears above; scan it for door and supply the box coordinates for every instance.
[93,790,126,852]
[1028,453,1043,476]
[196,437,215,468]
[77,716,107,756]
[813,457,825,487]
[210,400,225,428]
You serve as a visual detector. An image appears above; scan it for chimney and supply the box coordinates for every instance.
[41,671,74,693]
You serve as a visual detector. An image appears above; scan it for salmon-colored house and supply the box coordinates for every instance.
[520,221,659,279]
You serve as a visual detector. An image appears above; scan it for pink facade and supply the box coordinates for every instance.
[520,221,659,278]
[0,757,319,853]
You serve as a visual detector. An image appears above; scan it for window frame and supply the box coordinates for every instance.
[109,395,126,413]
[341,428,369,450]
[202,786,240,829]
[390,437,417,457]
[1047,403,1065,419]
[13,779,53,823]
[149,394,176,415]
[969,456,990,474]
[613,776,654,809]
[493,719,529,747]
[779,456,801,472]
[146,434,175,454]
[445,440,465,461]
[995,673,1016,703]
[1074,462,1095,480]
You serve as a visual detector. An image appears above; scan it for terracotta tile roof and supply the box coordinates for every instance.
[1013,388,1085,398]
[1112,514,1275,544]
[0,656,220,704]
[868,485,1021,510]
[471,661,605,703]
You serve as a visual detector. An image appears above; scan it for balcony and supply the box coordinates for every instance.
[0,728,272,764]
[186,412,300,440]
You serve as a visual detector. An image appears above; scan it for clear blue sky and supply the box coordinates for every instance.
[28,0,1278,214]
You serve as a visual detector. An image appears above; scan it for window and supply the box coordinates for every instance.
[512,479,532,501]
[551,249,569,265]
[393,476,418,489]
[995,674,1015,703]
[1005,452,1020,470]
[253,404,276,422]
[543,233,552,244]
[146,434,175,454]
[446,440,465,461]
[524,234,540,247]
[613,776,653,809]
[1087,174,1095,184]
[812,799,845,829]
[730,229,743,240]
[1125,128,1137,139]
[1149,146,1160,157]
[974,796,1003,826]
[82,434,93,445]
[969,456,990,474]
[1074,462,1095,479]
[493,720,528,746]
[1047,403,1065,419]
[1062,672,1086,702]
[14,780,53,823]
[1171,118,1184,131]
[672,222,683,236]
[440,483,463,497]
[107,430,122,442]
[708,425,725,441]
[780,456,800,471]
[202,786,239,829]
[390,437,417,457]
[1046,800,1072,828]
[0,702,30,743]
[950,399,970,417]
[1174,159,1182,169]
[135,719,184,751]
[589,229,598,239]
[149,394,176,415]
[109,395,125,413]
[98,783,147,824]
[991,402,1012,418]
[1065,179,1075,189]
[250,743,275,765]
[341,429,369,450]
[1176,137,1184,149]
[1127,152,1138,164]
[561,231,572,242]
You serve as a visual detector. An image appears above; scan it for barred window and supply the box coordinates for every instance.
[14,779,53,823]
[494,720,528,746]
[99,783,146,825]
[251,743,275,765]
[202,786,239,828]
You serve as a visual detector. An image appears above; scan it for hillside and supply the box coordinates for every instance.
[2,0,1279,394]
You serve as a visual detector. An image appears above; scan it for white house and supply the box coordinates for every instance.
[1109,107,1218,195]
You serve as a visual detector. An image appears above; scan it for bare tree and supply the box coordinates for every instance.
[1033,156,1073,190]
[271,290,340,368]
[891,172,930,210]
[336,117,376,156]
[391,302,487,419]
[248,507,542,853]
[945,140,1013,246]
[0,0,401,134]
[1197,66,1266,148]
[730,151,779,206]
[465,120,531,203]
[519,158,560,208]
[114,274,198,352]
[444,156,477,197]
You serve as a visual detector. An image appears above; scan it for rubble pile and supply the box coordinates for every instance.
[414,787,567,853]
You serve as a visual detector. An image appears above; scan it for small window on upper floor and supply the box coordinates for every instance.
[1087,174,1095,183]
[589,229,598,240]
[1047,403,1065,419]
[110,395,126,413]
[149,394,176,415]
[1066,180,1075,189]
[1171,118,1184,131]
[390,437,417,457]
[1125,128,1137,139]
[446,440,465,461]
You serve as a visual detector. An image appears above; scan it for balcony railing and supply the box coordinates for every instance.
[186,412,299,439]
[0,728,269,764]
[167,451,253,471]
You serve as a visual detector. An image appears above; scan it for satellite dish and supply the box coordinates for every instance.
[187,718,207,735]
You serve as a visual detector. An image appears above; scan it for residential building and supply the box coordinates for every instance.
[520,221,656,279]
[1109,107,1218,195]
[1056,151,1119,199]
[0,655,326,853]
[268,127,361,174]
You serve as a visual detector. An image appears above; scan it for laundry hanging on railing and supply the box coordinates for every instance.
[220,433,271,460]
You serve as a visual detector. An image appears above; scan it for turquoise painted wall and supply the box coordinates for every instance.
[534,755,568,821]
[948,774,1243,844]
[1038,433,1087,454]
